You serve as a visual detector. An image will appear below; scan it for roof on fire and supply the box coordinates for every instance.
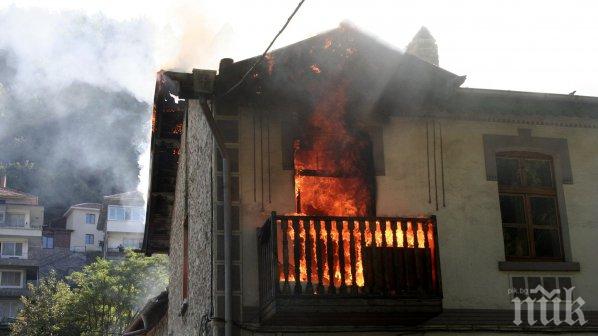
[215,22,466,116]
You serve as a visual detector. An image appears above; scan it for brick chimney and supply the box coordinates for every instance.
[406,26,439,66]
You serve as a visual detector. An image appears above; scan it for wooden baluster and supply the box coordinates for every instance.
[292,219,302,294]
[349,220,358,295]
[380,220,389,294]
[271,214,279,297]
[413,221,424,293]
[305,220,314,294]
[359,220,371,294]
[395,221,405,293]
[336,220,347,294]
[281,219,290,294]
[430,216,441,296]
[389,220,398,296]
[422,221,432,294]
[402,221,413,291]
[326,220,336,294]
[371,220,383,294]
[315,220,325,294]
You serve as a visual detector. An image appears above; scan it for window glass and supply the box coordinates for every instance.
[523,159,553,187]
[0,301,21,319]
[0,271,21,287]
[497,153,563,260]
[503,227,530,257]
[85,234,94,245]
[534,229,561,258]
[4,214,25,227]
[108,206,126,221]
[499,195,525,224]
[123,239,141,249]
[85,214,96,224]
[42,236,54,249]
[108,206,116,220]
[1,242,23,257]
[530,196,558,226]
[497,157,520,186]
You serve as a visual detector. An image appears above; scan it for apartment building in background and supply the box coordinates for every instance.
[97,191,145,258]
[64,203,103,253]
[0,176,42,326]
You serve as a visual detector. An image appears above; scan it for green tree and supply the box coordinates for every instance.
[10,271,81,336]
[10,251,169,336]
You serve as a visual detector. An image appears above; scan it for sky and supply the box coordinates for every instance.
[1,0,597,196]
[3,0,597,96]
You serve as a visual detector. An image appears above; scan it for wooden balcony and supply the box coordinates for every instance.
[257,213,442,326]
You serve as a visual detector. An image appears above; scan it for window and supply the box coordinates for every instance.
[0,271,22,288]
[108,206,124,221]
[108,206,144,221]
[123,238,141,249]
[42,236,54,249]
[85,234,94,245]
[85,213,96,224]
[497,152,563,260]
[0,301,22,320]
[3,214,24,227]
[0,242,23,258]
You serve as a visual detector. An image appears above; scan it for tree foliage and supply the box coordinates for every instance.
[10,251,169,336]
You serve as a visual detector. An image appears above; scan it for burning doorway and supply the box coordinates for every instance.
[293,83,376,217]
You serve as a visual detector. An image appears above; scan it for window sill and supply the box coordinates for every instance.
[498,261,580,272]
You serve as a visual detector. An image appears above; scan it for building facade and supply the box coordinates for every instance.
[98,191,145,258]
[141,24,598,335]
[64,203,103,253]
[0,178,42,327]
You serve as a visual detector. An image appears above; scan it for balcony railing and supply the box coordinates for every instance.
[257,212,442,326]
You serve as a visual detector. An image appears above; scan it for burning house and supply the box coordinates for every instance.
[137,24,598,335]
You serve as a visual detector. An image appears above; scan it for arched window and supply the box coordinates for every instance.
[497,152,563,261]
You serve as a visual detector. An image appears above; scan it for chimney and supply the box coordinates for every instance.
[406,26,439,66]
[0,174,6,188]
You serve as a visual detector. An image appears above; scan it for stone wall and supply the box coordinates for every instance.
[167,99,214,335]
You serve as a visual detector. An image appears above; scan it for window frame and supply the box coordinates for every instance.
[85,234,94,245]
[85,213,96,225]
[42,236,54,249]
[3,213,25,227]
[0,242,24,258]
[0,270,23,289]
[0,300,22,319]
[497,151,565,262]
[107,206,143,222]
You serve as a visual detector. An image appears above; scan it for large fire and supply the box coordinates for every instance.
[267,31,437,293]
[278,218,435,291]
[293,83,374,217]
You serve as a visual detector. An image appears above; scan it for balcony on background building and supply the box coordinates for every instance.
[257,213,442,326]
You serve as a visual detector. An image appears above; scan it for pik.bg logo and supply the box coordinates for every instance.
[511,285,587,326]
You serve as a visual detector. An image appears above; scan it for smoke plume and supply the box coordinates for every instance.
[0,7,155,221]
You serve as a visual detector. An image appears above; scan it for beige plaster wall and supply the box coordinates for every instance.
[67,208,103,252]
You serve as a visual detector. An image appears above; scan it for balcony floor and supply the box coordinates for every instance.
[261,295,442,326]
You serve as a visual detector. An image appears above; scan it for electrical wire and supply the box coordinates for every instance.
[218,0,306,98]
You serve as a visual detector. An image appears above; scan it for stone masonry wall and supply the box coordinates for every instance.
[167,99,214,335]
